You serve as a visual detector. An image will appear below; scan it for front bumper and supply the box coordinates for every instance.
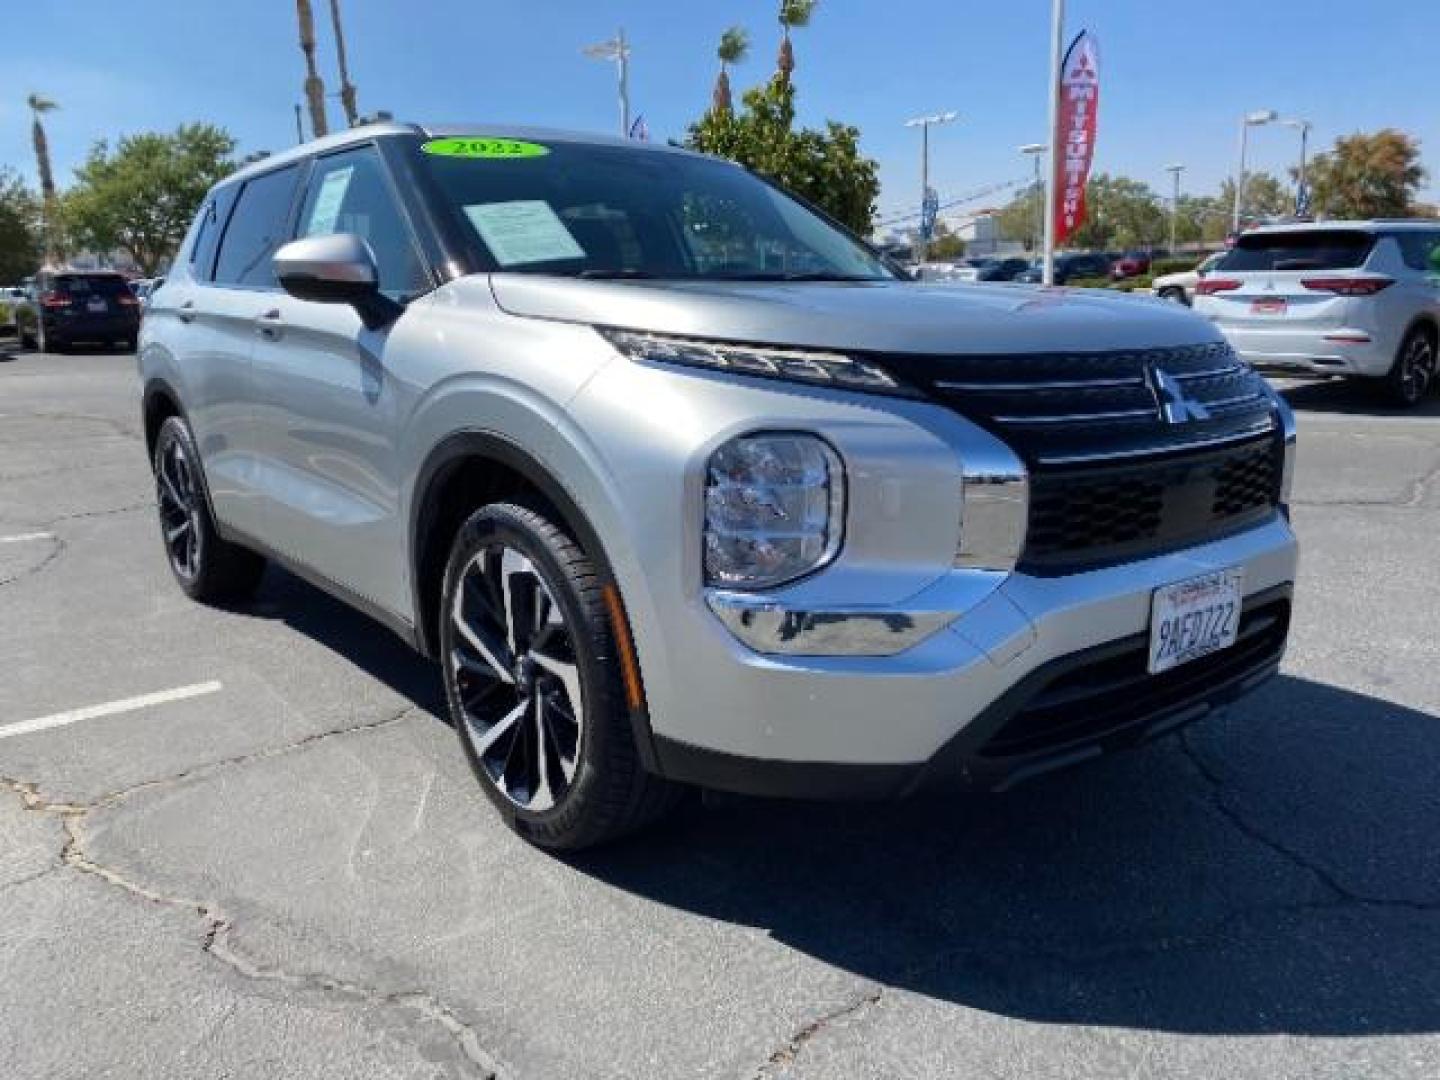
[648,513,1298,797]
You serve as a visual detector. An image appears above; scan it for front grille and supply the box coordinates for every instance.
[887,341,1284,568]
[978,596,1290,760]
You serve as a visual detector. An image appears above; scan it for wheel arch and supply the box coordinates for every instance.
[141,377,186,459]
[408,430,661,770]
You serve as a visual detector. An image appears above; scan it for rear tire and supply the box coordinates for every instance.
[152,416,266,602]
[1158,286,1188,305]
[440,501,683,851]
[1383,325,1437,407]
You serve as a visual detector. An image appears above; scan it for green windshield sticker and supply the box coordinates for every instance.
[421,137,550,159]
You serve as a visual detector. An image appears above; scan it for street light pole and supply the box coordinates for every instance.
[903,111,957,265]
[1041,0,1065,284]
[1019,144,1046,253]
[1232,109,1278,233]
[1165,163,1185,254]
[1280,118,1312,213]
[583,28,632,137]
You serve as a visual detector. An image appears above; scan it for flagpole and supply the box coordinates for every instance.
[1041,0,1064,286]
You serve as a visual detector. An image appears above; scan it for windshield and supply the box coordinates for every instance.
[418,138,895,282]
[1220,230,1375,272]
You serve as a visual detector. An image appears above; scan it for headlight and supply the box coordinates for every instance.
[704,433,844,589]
[600,328,907,395]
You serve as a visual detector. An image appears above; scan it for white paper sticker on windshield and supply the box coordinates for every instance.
[463,201,585,267]
[306,166,354,236]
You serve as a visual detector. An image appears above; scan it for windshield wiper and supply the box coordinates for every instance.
[713,272,885,282]
[577,268,659,280]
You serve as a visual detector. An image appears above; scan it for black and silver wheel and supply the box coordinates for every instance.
[1385,326,1437,407]
[152,416,265,602]
[1158,286,1188,305]
[440,502,682,850]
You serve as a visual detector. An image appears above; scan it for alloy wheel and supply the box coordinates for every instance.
[450,544,584,812]
[1401,334,1437,403]
[156,436,202,579]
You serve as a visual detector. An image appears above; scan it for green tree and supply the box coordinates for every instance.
[996,185,1043,249]
[1219,170,1291,226]
[926,218,965,260]
[0,169,42,282]
[1303,129,1426,219]
[687,75,878,234]
[712,26,750,115]
[63,124,236,275]
[1064,173,1167,250]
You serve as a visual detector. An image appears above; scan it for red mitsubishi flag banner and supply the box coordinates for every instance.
[1053,31,1100,245]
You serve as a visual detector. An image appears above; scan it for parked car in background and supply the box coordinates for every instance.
[1194,221,1440,406]
[1111,250,1158,280]
[950,256,1031,282]
[1154,252,1225,306]
[141,121,1297,850]
[17,270,141,353]
[1014,252,1113,284]
[129,277,166,309]
[1,286,26,331]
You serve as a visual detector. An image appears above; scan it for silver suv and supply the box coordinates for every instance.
[140,122,1299,849]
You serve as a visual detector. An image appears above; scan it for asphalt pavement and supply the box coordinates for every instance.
[1,341,1436,1079]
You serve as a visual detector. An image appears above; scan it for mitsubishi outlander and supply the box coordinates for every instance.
[139,122,1298,849]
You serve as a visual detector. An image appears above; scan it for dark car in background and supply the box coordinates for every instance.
[956,256,1031,282]
[17,270,141,353]
[1014,251,1114,284]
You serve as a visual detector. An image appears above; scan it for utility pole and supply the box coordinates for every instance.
[1165,163,1185,253]
[583,28,631,137]
[1019,143,1046,252]
[1233,109,1277,232]
[1281,118,1312,214]
[904,111,957,265]
[1041,0,1064,284]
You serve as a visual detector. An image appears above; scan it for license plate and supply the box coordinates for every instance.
[1250,297,1286,315]
[1148,568,1244,674]
[87,297,107,313]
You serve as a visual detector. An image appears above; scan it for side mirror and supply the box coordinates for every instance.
[273,233,400,330]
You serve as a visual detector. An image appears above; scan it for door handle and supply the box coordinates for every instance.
[177,300,196,324]
[254,308,284,341]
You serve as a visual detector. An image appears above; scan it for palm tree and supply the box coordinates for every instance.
[26,93,57,201]
[295,0,329,138]
[328,0,359,127]
[777,0,818,82]
[712,26,750,115]
[27,93,59,263]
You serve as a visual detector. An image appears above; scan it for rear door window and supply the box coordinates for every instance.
[1390,230,1440,273]
[189,185,239,282]
[213,165,301,288]
[1221,230,1375,272]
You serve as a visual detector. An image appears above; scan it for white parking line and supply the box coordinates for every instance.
[0,532,54,545]
[0,681,223,741]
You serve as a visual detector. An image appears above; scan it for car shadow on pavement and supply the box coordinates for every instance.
[237,568,1439,1038]
[1274,376,1440,418]
[570,676,1440,1038]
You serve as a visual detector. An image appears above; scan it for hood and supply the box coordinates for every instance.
[488,276,1220,355]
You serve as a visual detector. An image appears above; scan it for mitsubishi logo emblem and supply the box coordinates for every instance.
[1148,365,1211,425]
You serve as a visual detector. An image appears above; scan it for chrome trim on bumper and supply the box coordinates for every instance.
[706,592,957,656]
[955,437,1029,571]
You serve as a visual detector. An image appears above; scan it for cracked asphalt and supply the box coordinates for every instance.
[1,341,1437,1079]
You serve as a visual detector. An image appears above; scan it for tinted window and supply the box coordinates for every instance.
[54,275,130,297]
[189,185,238,281]
[296,147,427,298]
[1391,230,1440,273]
[419,140,893,281]
[213,166,300,287]
[1220,230,1375,272]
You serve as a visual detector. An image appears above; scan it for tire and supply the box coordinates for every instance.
[440,501,682,850]
[152,415,266,602]
[1158,286,1188,306]
[1383,325,1438,407]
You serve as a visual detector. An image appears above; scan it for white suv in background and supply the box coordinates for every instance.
[1194,221,1440,406]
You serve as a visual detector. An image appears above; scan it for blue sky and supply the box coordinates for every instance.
[6,0,1438,229]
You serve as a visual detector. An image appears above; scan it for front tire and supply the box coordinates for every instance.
[152,416,266,602]
[440,502,681,850]
[1384,326,1437,407]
